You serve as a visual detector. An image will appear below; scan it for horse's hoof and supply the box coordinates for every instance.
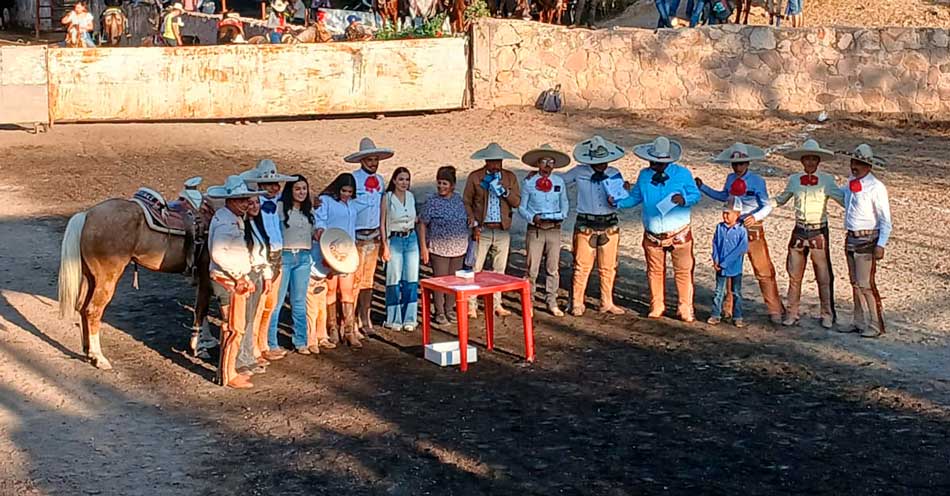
[90,355,113,370]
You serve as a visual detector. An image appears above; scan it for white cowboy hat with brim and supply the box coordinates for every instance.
[320,228,359,274]
[344,137,395,163]
[271,0,288,12]
[170,2,184,11]
[471,142,519,161]
[633,136,682,164]
[521,144,571,169]
[712,142,767,164]
[723,195,743,212]
[783,139,834,161]
[178,176,204,210]
[573,135,625,165]
[841,143,886,168]
[243,159,296,184]
[208,175,267,199]
[225,11,240,18]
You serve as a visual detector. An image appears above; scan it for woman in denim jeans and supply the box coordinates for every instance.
[380,167,420,332]
[268,175,314,355]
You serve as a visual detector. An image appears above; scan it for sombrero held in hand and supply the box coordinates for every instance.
[320,228,359,274]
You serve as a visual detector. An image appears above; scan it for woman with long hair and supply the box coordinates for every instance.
[417,166,470,324]
[267,174,314,355]
[379,167,420,331]
[236,194,273,376]
[314,172,376,348]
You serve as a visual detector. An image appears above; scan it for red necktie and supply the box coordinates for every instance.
[799,175,818,186]
[849,178,862,193]
[729,177,747,196]
[364,175,380,192]
[536,176,552,193]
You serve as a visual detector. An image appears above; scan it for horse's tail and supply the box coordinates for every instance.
[58,211,87,320]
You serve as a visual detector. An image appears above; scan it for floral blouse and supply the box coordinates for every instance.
[420,192,469,257]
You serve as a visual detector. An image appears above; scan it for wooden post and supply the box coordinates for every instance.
[222,0,228,12]
[35,0,41,38]
[261,2,266,20]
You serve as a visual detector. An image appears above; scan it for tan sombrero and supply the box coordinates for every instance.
[841,143,886,168]
[243,159,296,184]
[208,175,267,199]
[320,228,359,274]
[783,139,834,161]
[633,136,681,164]
[344,137,394,163]
[471,142,518,161]
[712,142,767,164]
[573,135,625,165]
[521,144,570,168]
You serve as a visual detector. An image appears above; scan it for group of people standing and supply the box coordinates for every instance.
[203,134,892,389]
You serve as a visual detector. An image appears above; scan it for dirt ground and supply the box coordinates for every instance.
[2,108,950,495]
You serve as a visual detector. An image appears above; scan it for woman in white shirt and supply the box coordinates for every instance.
[314,173,375,348]
[379,167,420,332]
[237,195,274,374]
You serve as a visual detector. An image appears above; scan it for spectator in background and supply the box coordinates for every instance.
[62,1,95,47]
[267,0,290,43]
[197,0,217,14]
[183,0,197,11]
[654,0,680,28]
[786,0,803,27]
[161,2,185,46]
[344,15,374,41]
[291,0,307,24]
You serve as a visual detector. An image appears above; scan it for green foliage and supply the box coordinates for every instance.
[464,0,490,25]
[374,13,449,40]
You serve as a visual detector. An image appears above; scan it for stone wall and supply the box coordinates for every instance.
[471,18,950,115]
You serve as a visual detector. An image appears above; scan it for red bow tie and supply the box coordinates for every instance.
[800,175,818,186]
[849,178,862,193]
[364,175,380,192]
[536,176,552,193]
[729,177,747,196]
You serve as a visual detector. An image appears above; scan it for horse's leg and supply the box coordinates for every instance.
[83,265,125,370]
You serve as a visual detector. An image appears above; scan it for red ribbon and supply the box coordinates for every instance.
[729,178,747,196]
[800,174,818,186]
[536,176,553,193]
[364,175,380,192]
[849,178,862,193]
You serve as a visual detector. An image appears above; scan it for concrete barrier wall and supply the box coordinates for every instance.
[472,19,950,116]
[0,46,49,126]
[46,38,469,122]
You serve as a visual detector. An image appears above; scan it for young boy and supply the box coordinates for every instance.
[709,196,749,327]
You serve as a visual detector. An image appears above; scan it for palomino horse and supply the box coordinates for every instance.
[101,7,128,46]
[58,184,213,369]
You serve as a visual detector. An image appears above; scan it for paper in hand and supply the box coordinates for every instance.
[656,193,678,216]
[602,173,628,202]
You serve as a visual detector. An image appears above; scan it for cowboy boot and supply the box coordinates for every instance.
[327,301,340,344]
[342,302,362,349]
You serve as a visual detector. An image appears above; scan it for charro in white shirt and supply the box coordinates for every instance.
[519,174,569,225]
[352,167,385,230]
[209,207,252,281]
[259,195,283,252]
[842,173,892,247]
[558,164,619,216]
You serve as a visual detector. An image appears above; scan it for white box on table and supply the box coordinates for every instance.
[455,269,475,279]
[424,342,478,367]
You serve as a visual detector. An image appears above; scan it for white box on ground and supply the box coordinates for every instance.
[425,342,478,367]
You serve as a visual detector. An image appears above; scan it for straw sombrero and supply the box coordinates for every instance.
[344,137,394,163]
[521,144,570,168]
[573,135,625,165]
[208,175,267,199]
[633,136,682,164]
[712,142,767,164]
[841,143,886,168]
[783,139,834,161]
[471,142,518,161]
[243,159,296,184]
[320,228,359,274]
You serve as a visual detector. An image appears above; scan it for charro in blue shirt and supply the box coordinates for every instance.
[712,222,749,277]
[699,172,773,222]
[617,163,702,234]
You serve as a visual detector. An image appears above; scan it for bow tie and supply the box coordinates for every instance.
[261,200,277,214]
[729,177,747,196]
[650,171,669,186]
[800,175,818,186]
[849,178,862,193]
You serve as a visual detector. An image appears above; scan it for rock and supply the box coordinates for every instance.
[564,51,588,73]
[932,30,950,49]
[825,76,849,93]
[750,28,777,50]
[860,89,884,106]
[837,32,854,51]
[816,93,837,104]
[497,47,517,71]
[741,53,762,69]
[494,24,522,47]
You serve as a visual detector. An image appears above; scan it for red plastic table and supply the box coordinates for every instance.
[420,272,536,372]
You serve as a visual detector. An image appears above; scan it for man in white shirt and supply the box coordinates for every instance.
[207,176,265,389]
[241,160,295,362]
[839,144,892,338]
[344,137,392,336]
[519,145,571,316]
[560,135,627,316]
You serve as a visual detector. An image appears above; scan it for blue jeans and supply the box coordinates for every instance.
[384,232,420,327]
[655,0,681,27]
[686,0,705,26]
[268,250,311,349]
[786,0,802,15]
[711,273,743,320]
[269,31,283,43]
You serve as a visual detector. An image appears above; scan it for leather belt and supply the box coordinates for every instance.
[796,222,827,230]
[848,229,879,237]
[389,230,415,238]
[483,222,503,229]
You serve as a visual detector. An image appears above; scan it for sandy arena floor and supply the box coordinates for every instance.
[2,108,950,495]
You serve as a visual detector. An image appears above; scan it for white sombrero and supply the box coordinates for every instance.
[344,137,394,163]
[841,143,886,168]
[633,136,682,164]
[207,175,267,199]
[783,139,834,161]
[712,142,767,164]
[178,176,204,210]
[243,159,296,184]
[271,0,288,12]
[521,144,571,169]
[170,2,184,11]
[573,135,625,165]
[471,142,519,161]
[320,228,359,274]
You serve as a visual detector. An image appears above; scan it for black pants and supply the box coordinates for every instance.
[430,254,464,316]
